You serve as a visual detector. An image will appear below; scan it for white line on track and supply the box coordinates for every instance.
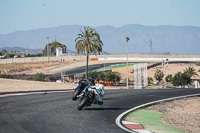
[115,93,200,133]
[0,90,73,98]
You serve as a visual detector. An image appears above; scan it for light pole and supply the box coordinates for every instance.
[126,37,130,89]
[162,58,168,88]
[104,51,106,72]
[46,37,50,62]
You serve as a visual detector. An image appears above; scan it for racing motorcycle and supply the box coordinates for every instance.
[72,78,94,100]
[77,87,95,110]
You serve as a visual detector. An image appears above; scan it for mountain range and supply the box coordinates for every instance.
[0,24,200,55]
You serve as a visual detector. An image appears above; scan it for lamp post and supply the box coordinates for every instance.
[126,37,130,89]
[162,58,168,88]
[46,37,50,62]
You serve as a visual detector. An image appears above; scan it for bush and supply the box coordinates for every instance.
[154,69,164,83]
[0,73,14,79]
[83,71,120,82]
[105,71,120,82]
[172,72,191,87]
[148,77,153,84]
[33,73,45,81]
[166,74,173,82]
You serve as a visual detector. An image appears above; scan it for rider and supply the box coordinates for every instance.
[89,76,95,85]
[84,84,105,105]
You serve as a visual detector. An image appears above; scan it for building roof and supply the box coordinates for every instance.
[56,47,62,49]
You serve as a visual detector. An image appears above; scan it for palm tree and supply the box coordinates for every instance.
[184,66,198,78]
[75,27,103,78]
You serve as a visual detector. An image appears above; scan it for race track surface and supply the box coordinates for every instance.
[56,62,136,75]
[0,88,200,133]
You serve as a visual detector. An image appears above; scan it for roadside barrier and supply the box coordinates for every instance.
[95,81,114,86]
[95,81,134,86]
[90,58,98,61]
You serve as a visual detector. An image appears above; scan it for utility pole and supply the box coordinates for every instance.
[149,39,153,54]
[126,37,130,89]
[46,37,50,62]
[104,51,106,72]
[162,59,168,88]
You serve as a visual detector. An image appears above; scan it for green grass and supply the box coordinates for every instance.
[96,63,135,71]
[125,109,185,133]
[145,85,161,89]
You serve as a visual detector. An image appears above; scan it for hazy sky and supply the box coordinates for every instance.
[0,0,200,34]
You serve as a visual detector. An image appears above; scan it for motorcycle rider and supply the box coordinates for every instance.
[89,76,95,85]
[84,84,105,105]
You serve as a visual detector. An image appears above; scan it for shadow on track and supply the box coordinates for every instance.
[84,107,129,111]
[102,98,118,100]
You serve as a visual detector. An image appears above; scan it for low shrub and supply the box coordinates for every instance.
[33,73,45,81]
[0,74,14,79]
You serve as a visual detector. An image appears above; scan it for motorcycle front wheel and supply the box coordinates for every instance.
[72,86,82,100]
[77,96,89,110]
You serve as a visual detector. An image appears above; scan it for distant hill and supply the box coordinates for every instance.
[0,47,42,55]
[0,47,110,55]
[0,24,200,55]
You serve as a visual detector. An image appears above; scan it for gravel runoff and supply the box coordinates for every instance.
[0,78,125,93]
[146,97,200,133]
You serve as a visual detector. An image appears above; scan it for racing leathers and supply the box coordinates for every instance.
[84,84,105,105]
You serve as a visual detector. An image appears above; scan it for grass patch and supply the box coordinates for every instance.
[145,85,161,89]
[96,63,135,71]
[125,109,185,133]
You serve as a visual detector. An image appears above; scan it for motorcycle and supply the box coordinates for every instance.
[77,87,95,110]
[72,78,94,100]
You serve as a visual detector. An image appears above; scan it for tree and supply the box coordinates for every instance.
[33,73,45,81]
[86,71,105,81]
[148,77,153,84]
[2,49,7,56]
[166,74,173,82]
[172,72,191,87]
[154,69,164,83]
[105,71,120,82]
[7,53,15,58]
[75,27,103,78]
[184,66,198,78]
[42,41,67,56]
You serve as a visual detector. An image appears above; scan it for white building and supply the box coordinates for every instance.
[56,47,63,56]
[56,47,70,56]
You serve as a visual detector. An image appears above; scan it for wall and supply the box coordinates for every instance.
[0,54,200,64]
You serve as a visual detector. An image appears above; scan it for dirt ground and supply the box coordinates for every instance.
[148,63,200,83]
[112,63,200,84]
[0,78,125,93]
[147,97,200,133]
[0,78,74,92]
[0,61,74,74]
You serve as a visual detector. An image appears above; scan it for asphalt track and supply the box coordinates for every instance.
[0,88,200,133]
[57,62,137,75]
